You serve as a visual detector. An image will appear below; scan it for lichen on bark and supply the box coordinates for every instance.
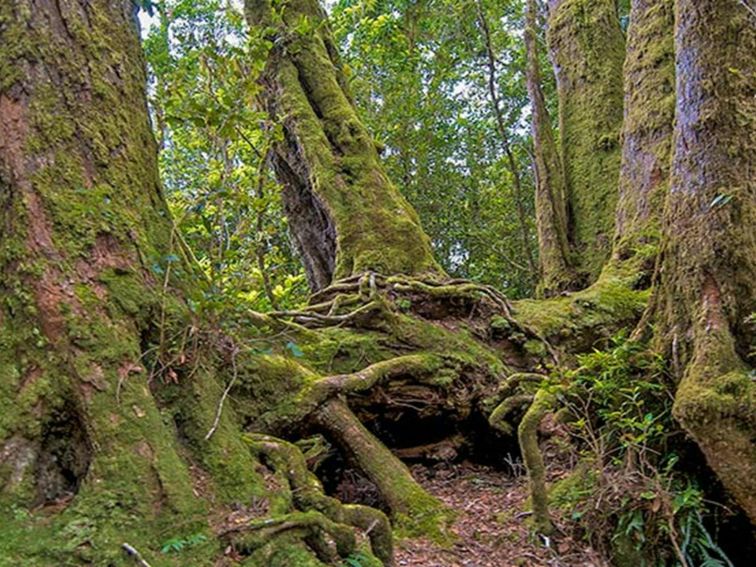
[650,0,756,523]
[610,0,674,269]
[0,1,214,562]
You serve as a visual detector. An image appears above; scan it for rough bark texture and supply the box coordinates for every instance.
[610,0,674,272]
[525,0,574,296]
[0,0,222,560]
[654,0,756,523]
[0,3,389,565]
[547,0,625,283]
[246,0,442,291]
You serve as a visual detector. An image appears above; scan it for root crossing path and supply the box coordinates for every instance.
[394,463,604,567]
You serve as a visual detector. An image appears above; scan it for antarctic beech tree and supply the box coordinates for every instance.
[0,2,393,564]
[649,0,755,523]
[0,0,208,545]
[246,0,441,292]
[547,0,625,283]
[610,0,674,273]
[514,0,676,534]
[524,0,574,296]
[1,0,753,564]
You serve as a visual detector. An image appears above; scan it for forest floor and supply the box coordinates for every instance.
[393,462,606,567]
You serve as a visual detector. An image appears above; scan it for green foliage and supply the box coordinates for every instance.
[341,551,374,567]
[551,333,734,566]
[331,0,538,297]
[142,0,546,299]
[161,532,209,553]
[564,333,669,459]
[142,0,307,315]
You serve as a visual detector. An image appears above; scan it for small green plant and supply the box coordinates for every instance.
[554,333,734,566]
[341,552,372,567]
[160,532,208,554]
[396,298,412,312]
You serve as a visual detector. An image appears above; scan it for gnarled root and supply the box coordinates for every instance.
[241,433,394,565]
[228,511,356,563]
[314,398,451,537]
[517,388,556,535]
[489,394,535,435]
[271,272,559,365]
[673,365,756,524]
[488,372,546,434]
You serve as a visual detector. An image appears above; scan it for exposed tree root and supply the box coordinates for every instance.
[489,394,535,435]
[517,388,557,535]
[257,354,442,433]
[488,372,546,434]
[314,398,451,537]
[241,433,394,565]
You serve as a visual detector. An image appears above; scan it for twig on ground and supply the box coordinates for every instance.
[204,347,239,441]
[121,543,152,567]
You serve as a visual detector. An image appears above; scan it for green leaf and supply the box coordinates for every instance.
[286,341,304,357]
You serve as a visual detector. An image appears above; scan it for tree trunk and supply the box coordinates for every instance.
[547,0,625,283]
[525,0,574,296]
[0,3,388,564]
[246,0,442,292]
[0,0,214,555]
[610,0,674,275]
[653,0,756,523]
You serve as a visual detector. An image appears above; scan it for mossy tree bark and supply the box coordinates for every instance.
[524,0,574,296]
[650,0,756,523]
[610,0,674,274]
[4,0,752,563]
[547,0,625,283]
[516,0,672,347]
[246,0,442,292]
[0,2,391,565]
[508,0,676,534]
[0,0,218,558]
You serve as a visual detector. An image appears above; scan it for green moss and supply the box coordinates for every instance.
[248,0,443,286]
[0,3,238,564]
[513,272,648,347]
[518,389,556,534]
[243,534,327,567]
[611,0,674,269]
[548,461,597,510]
[548,0,625,281]
[302,326,396,374]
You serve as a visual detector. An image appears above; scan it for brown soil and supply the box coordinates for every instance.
[395,462,605,567]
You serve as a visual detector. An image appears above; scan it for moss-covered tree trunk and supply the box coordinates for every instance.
[511,0,669,350]
[652,0,756,523]
[0,3,392,565]
[610,0,674,274]
[547,0,625,283]
[0,0,213,559]
[246,0,441,292]
[525,0,574,296]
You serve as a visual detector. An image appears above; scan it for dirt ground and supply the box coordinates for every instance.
[394,462,605,567]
